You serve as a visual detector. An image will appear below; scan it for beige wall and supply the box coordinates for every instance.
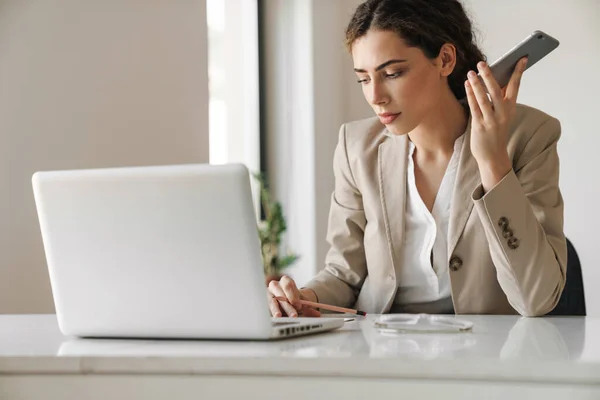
[312,0,372,282]
[0,1,209,313]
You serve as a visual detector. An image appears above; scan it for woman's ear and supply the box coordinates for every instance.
[438,43,457,77]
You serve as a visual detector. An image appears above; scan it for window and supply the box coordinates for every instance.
[206,0,260,174]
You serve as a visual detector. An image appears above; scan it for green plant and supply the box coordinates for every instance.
[253,172,300,277]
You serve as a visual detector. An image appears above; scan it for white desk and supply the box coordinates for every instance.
[0,314,598,399]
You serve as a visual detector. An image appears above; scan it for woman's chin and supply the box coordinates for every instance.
[384,117,418,136]
[384,123,410,136]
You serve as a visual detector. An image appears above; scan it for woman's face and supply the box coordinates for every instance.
[352,29,452,135]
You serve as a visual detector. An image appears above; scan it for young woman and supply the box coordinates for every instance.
[268,0,566,317]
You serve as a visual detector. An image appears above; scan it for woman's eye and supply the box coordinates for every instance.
[356,71,403,84]
[385,71,404,79]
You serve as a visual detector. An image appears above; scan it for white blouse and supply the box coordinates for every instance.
[391,134,465,314]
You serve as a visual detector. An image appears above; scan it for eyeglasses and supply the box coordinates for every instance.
[373,314,474,334]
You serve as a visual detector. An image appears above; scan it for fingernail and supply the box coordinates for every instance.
[477,61,486,70]
[275,312,282,317]
[467,70,476,78]
[465,80,470,88]
[290,313,298,317]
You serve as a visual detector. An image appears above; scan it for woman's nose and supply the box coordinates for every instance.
[368,81,389,106]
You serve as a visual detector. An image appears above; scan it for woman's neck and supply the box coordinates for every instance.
[407,94,469,160]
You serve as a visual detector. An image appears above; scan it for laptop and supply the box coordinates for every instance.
[32,163,343,340]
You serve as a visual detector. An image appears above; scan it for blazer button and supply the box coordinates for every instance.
[498,217,509,230]
[507,237,520,249]
[502,228,514,239]
[449,256,463,272]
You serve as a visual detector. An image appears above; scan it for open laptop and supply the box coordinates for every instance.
[32,163,343,340]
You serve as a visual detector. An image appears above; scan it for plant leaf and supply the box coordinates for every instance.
[277,254,299,269]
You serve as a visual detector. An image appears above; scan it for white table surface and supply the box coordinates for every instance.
[1,314,599,399]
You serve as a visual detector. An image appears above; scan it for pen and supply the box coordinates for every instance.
[275,296,367,316]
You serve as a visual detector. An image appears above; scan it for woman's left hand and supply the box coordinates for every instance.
[465,57,528,192]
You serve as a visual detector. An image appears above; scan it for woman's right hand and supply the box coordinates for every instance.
[267,275,321,317]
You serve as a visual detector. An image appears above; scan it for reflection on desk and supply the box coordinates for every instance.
[0,314,597,400]
[53,315,585,362]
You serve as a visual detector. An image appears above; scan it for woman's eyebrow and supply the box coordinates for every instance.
[354,59,408,73]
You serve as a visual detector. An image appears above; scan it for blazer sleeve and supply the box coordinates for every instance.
[303,124,368,307]
[471,117,567,317]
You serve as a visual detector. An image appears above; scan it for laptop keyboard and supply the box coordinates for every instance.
[272,321,298,327]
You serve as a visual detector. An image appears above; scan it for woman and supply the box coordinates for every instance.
[268,0,566,317]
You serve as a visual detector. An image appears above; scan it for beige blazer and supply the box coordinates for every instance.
[305,104,567,316]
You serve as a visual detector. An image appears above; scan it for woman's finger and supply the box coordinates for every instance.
[300,306,321,317]
[505,57,528,103]
[467,70,494,120]
[267,293,282,317]
[279,275,301,309]
[268,280,298,317]
[465,80,482,121]
[477,61,504,116]
[276,298,299,317]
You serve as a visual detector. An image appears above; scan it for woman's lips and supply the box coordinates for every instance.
[378,112,401,124]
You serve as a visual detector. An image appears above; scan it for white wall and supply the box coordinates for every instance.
[461,0,600,315]
[263,0,317,286]
[0,1,209,314]
[262,0,370,286]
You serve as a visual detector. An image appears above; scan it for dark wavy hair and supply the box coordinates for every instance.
[345,0,486,100]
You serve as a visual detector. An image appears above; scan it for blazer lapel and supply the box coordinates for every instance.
[377,133,408,312]
[447,119,481,260]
